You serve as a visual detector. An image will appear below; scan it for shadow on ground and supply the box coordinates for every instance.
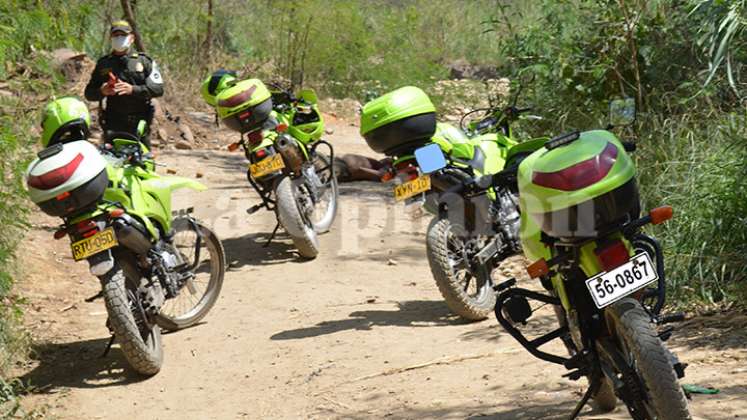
[221,231,305,269]
[17,337,144,393]
[672,310,747,352]
[271,300,468,340]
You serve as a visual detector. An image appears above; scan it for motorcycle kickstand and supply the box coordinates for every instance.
[101,334,116,358]
[568,382,595,420]
[264,222,281,248]
[85,290,103,302]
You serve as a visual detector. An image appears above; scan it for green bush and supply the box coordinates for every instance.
[483,0,746,306]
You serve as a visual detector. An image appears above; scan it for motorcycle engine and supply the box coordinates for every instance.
[495,191,521,248]
[151,245,185,299]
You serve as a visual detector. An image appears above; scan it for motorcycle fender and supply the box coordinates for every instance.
[250,136,276,154]
[142,176,208,193]
[88,249,114,276]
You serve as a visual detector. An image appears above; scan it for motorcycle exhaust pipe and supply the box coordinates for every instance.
[112,215,153,255]
[275,134,304,174]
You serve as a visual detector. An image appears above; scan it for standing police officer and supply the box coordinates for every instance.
[85,20,163,149]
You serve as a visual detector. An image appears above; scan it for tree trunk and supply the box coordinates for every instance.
[204,0,214,68]
[120,0,146,52]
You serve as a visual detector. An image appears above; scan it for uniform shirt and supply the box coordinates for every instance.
[84,50,164,115]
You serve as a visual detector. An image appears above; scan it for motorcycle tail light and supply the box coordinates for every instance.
[531,142,617,191]
[394,159,419,182]
[595,239,630,271]
[76,219,98,237]
[247,130,263,146]
[256,149,267,159]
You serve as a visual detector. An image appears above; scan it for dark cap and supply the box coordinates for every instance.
[110,20,133,34]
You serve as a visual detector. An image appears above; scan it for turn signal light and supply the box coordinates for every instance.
[227,142,240,152]
[276,123,288,133]
[53,228,68,240]
[380,170,394,183]
[55,191,71,201]
[109,208,125,218]
[650,206,673,225]
[527,258,549,278]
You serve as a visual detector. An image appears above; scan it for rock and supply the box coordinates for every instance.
[175,140,193,150]
[50,48,91,82]
[151,99,165,121]
[448,59,500,80]
[166,168,178,174]
[324,127,334,135]
[195,172,204,178]
[177,122,194,143]
[186,111,214,126]
[387,259,398,266]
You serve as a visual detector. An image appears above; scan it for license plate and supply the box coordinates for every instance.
[393,175,431,202]
[249,154,285,178]
[71,227,118,261]
[585,253,658,308]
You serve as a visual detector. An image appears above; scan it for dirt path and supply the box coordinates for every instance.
[13,121,747,419]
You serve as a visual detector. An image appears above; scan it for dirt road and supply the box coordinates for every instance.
[14,121,747,419]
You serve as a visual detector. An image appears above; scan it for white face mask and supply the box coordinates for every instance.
[111,35,132,52]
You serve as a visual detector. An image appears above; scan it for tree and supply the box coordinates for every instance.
[120,0,146,52]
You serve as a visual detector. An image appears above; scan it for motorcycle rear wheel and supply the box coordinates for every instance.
[276,176,320,259]
[99,265,163,376]
[605,298,691,420]
[426,217,495,321]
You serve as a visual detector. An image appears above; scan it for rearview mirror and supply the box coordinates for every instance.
[298,89,318,104]
[609,98,636,127]
[414,143,447,174]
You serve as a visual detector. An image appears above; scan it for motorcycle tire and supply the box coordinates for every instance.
[155,219,226,331]
[276,176,320,259]
[100,264,163,376]
[426,217,495,321]
[606,298,691,420]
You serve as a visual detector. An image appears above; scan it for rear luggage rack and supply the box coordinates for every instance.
[544,131,580,150]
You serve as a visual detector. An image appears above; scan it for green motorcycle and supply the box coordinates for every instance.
[414,99,691,419]
[209,77,337,259]
[360,86,543,320]
[27,100,225,376]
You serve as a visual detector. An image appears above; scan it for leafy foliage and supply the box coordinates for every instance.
[483,0,747,306]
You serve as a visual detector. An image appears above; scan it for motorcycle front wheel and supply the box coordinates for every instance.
[156,218,226,331]
[309,152,338,234]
